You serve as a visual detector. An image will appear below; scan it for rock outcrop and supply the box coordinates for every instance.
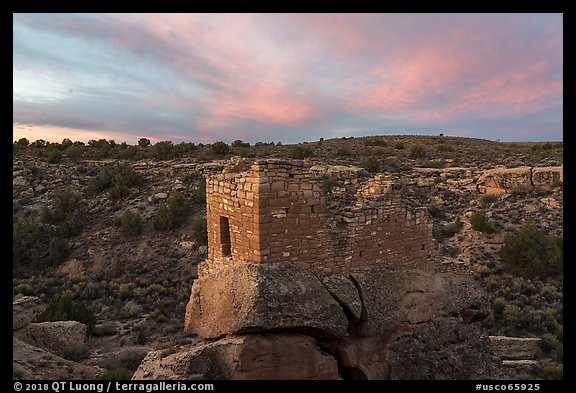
[386,318,497,379]
[133,334,340,380]
[531,166,563,188]
[12,297,98,380]
[13,338,98,380]
[489,336,542,360]
[489,336,544,379]
[476,166,532,194]
[15,321,87,354]
[13,296,43,330]
[138,261,500,380]
[476,165,563,194]
[184,262,349,339]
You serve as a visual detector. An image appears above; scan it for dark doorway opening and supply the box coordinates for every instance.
[220,216,232,257]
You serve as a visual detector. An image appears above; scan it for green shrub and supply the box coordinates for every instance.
[61,343,89,361]
[13,219,45,268]
[232,139,250,147]
[191,218,208,245]
[409,145,426,158]
[41,189,83,237]
[14,283,34,296]
[48,237,69,265]
[168,191,189,218]
[539,366,563,380]
[87,162,143,199]
[154,191,190,231]
[87,169,113,195]
[291,145,313,159]
[394,142,405,149]
[52,189,81,220]
[540,333,559,355]
[92,323,117,337]
[211,141,230,156]
[36,294,96,333]
[92,146,111,160]
[66,145,83,160]
[499,222,562,279]
[118,145,138,159]
[138,138,151,147]
[118,210,142,235]
[16,137,29,147]
[239,147,255,158]
[135,327,147,345]
[336,148,351,157]
[153,205,173,231]
[362,156,380,173]
[46,149,62,164]
[153,141,173,160]
[503,304,522,328]
[470,211,494,234]
[103,348,148,372]
[121,301,142,318]
[98,368,132,380]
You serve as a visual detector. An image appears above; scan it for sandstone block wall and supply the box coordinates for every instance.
[201,160,436,277]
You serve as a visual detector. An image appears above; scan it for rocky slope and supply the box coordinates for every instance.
[136,261,499,379]
[12,136,563,379]
[12,297,100,380]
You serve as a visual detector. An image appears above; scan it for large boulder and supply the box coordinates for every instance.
[13,338,98,380]
[386,317,501,379]
[13,296,43,331]
[15,321,87,354]
[476,166,532,194]
[178,261,497,380]
[133,334,340,380]
[350,267,489,336]
[184,262,348,339]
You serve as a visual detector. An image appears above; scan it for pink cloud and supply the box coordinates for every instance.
[13,13,563,142]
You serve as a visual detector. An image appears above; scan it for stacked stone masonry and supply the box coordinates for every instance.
[201,159,436,277]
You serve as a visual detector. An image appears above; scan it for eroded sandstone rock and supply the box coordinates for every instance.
[133,334,340,380]
[532,166,562,188]
[476,166,532,194]
[15,321,87,355]
[184,262,348,339]
[489,336,542,360]
[350,267,489,336]
[386,318,501,379]
[13,338,98,380]
[13,296,43,331]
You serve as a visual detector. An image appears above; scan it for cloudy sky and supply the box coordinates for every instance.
[13,13,563,145]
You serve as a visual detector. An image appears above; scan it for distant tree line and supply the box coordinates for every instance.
[13,137,287,162]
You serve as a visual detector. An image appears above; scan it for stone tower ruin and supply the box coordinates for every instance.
[200,159,436,277]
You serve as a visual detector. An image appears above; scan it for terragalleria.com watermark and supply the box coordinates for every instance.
[13,382,215,393]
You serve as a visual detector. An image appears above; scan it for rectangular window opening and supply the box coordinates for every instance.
[220,216,232,257]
